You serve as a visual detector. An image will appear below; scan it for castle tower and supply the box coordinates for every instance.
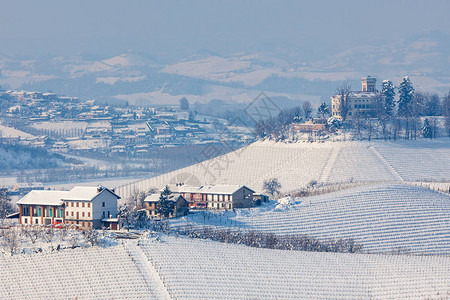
[361,76,376,92]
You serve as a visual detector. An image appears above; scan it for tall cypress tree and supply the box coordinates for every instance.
[381,80,395,116]
[397,76,414,117]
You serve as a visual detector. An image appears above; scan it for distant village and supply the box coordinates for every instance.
[0,90,253,156]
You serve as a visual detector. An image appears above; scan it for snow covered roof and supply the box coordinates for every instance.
[17,186,120,206]
[348,91,378,98]
[165,184,201,194]
[62,186,121,201]
[198,185,255,195]
[17,190,69,206]
[164,184,255,195]
[144,193,185,203]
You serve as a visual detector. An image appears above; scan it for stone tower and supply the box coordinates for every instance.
[361,76,376,92]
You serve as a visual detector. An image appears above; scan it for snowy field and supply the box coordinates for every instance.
[0,245,151,299]
[116,139,450,197]
[172,184,450,254]
[139,237,450,299]
[1,237,449,299]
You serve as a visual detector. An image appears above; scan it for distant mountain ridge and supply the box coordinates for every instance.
[1,32,449,107]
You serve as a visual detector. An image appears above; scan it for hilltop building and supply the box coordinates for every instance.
[166,184,255,210]
[17,186,120,230]
[331,76,383,120]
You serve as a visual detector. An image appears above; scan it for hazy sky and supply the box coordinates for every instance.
[1,0,450,60]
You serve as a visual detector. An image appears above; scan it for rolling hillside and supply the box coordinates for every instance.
[1,238,449,299]
[171,183,450,254]
[116,139,450,197]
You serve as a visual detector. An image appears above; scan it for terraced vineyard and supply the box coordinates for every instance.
[139,237,450,299]
[0,246,151,299]
[1,238,449,299]
[116,139,450,197]
[172,184,450,254]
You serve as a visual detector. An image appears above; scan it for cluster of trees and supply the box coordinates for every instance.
[177,226,363,253]
[339,77,450,140]
[119,186,175,231]
[254,102,315,139]
[0,224,107,256]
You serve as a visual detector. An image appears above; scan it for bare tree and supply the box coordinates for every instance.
[68,230,79,249]
[335,82,352,121]
[302,101,313,120]
[42,226,55,245]
[263,178,282,197]
[3,228,20,256]
[83,229,99,246]
[58,225,69,241]
[0,189,14,219]
[24,226,41,244]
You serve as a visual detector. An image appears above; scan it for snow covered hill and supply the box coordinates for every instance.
[1,238,449,299]
[139,236,450,299]
[172,183,450,254]
[0,245,151,299]
[115,139,450,197]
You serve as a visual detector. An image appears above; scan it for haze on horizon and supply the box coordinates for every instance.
[1,0,450,61]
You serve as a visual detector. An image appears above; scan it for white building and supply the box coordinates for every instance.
[331,76,383,120]
[17,186,120,230]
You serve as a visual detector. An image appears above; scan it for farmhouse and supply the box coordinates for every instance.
[17,186,120,230]
[143,193,189,219]
[168,184,255,210]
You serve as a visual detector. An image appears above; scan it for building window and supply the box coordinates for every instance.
[66,211,69,217]
[71,211,74,217]
[82,212,85,217]
[102,202,105,207]
[102,211,105,218]
[88,212,90,217]
[35,219,38,224]
[24,218,27,224]
[82,222,85,227]
[76,202,79,207]
[38,208,41,217]
[82,203,85,208]
[71,202,74,207]
[107,211,110,218]
[49,209,52,217]
[88,203,90,208]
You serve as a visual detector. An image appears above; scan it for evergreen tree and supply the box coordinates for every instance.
[317,103,330,119]
[381,80,395,116]
[425,93,441,116]
[397,76,414,117]
[157,186,174,219]
[179,97,190,111]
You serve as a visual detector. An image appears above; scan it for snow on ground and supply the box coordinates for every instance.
[0,124,36,139]
[373,139,450,181]
[1,236,448,299]
[116,139,450,197]
[138,236,450,299]
[30,121,88,131]
[0,245,151,299]
[172,183,450,254]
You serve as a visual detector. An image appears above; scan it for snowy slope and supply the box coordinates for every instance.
[172,184,450,254]
[0,245,151,299]
[2,237,449,299]
[115,139,450,197]
[139,236,450,299]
